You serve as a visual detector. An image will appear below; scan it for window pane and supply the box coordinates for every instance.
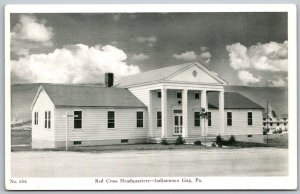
[157,92,161,98]
[108,111,114,119]
[194,112,200,127]
[108,122,114,128]
[137,112,143,127]
[177,93,182,99]
[175,116,178,125]
[194,93,200,99]
[248,112,252,119]
[74,111,82,119]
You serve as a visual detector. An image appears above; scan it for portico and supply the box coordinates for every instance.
[148,84,225,139]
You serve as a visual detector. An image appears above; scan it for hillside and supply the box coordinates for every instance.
[11,83,288,125]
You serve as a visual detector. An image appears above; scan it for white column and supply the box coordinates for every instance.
[201,90,207,136]
[148,90,154,137]
[219,90,225,136]
[182,89,188,138]
[161,88,168,138]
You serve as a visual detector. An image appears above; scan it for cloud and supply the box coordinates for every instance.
[11,14,54,56]
[226,43,250,70]
[136,36,157,47]
[173,51,197,61]
[238,70,260,85]
[173,49,212,63]
[11,44,140,84]
[268,77,287,87]
[200,51,212,63]
[226,41,288,71]
[131,53,149,61]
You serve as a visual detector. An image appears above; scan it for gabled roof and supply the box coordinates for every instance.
[208,92,264,109]
[32,84,147,109]
[116,62,227,87]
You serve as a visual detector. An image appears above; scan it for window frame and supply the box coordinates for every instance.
[157,111,162,128]
[136,111,144,128]
[208,112,212,126]
[48,111,51,129]
[107,111,115,129]
[34,112,39,125]
[248,112,253,126]
[74,111,82,129]
[194,111,200,127]
[227,112,232,126]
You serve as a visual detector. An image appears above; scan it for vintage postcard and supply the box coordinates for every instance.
[5,4,297,190]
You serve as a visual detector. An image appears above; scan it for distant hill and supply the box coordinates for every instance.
[11,83,288,124]
[225,86,288,115]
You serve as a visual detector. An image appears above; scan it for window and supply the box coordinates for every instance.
[248,112,253,126]
[48,111,51,129]
[263,123,266,126]
[157,92,161,98]
[107,111,115,128]
[208,112,212,126]
[227,112,232,126]
[284,123,287,126]
[194,112,200,127]
[277,123,280,126]
[74,111,82,129]
[34,112,38,125]
[137,111,143,128]
[44,111,51,129]
[45,111,47,128]
[270,123,273,126]
[194,93,200,99]
[121,139,128,143]
[157,111,162,127]
[73,141,81,145]
[263,118,266,121]
[247,135,253,138]
[176,92,182,99]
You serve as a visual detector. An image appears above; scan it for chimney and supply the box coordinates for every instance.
[105,73,114,87]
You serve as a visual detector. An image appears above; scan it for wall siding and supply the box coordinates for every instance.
[31,89,55,145]
[224,109,263,135]
[54,108,148,142]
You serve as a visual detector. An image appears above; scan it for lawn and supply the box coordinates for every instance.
[11,148,288,177]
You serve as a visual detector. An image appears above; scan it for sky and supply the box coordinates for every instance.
[10,12,288,86]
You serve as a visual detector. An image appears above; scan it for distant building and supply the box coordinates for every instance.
[31,62,264,148]
[263,112,288,132]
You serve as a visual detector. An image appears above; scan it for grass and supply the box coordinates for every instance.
[11,130,288,152]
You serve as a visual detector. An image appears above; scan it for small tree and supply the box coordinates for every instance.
[200,108,209,148]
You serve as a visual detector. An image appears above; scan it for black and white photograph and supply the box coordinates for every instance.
[5,4,297,190]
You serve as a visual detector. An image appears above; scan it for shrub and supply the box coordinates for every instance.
[216,135,222,145]
[194,140,202,145]
[263,127,270,135]
[175,135,186,145]
[218,144,222,148]
[211,143,216,147]
[278,128,282,134]
[161,138,169,145]
[228,135,236,144]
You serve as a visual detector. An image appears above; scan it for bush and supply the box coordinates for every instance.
[218,144,222,148]
[228,135,236,144]
[216,135,222,145]
[211,143,216,147]
[263,127,270,135]
[194,140,202,145]
[161,138,169,145]
[175,135,186,145]
[278,128,282,134]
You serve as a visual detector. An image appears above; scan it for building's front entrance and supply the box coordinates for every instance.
[174,109,183,135]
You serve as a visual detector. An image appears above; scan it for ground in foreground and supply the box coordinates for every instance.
[11,148,287,177]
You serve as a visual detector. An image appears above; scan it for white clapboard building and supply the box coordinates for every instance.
[31,62,264,148]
